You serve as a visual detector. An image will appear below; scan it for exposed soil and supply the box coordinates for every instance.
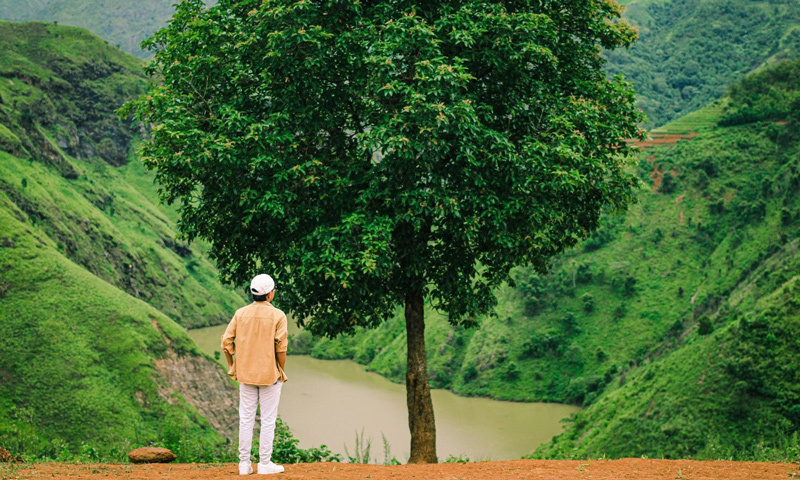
[632,132,699,150]
[5,459,799,480]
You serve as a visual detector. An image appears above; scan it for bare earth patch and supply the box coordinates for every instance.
[7,459,800,480]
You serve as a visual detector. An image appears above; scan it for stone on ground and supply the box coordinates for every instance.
[0,446,23,463]
[128,447,177,464]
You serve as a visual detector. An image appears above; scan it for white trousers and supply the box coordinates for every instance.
[238,381,283,464]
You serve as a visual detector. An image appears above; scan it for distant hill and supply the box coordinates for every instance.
[1,0,798,126]
[0,21,241,460]
[609,0,800,127]
[0,1,213,58]
[295,60,800,460]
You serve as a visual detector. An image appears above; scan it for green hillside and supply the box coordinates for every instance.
[534,59,800,460]
[610,0,800,127]
[0,21,242,328]
[295,60,800,459]
[0,186,231,461]
[0,1,213,59]
[0,22,238,461]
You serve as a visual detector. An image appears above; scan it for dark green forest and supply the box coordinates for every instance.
[611,0,800,126]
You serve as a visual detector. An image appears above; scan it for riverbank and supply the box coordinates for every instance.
[188,325,579,461]
[6,459,799,479]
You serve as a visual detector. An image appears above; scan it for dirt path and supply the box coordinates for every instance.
[631,132,699,150]
[5,459,799,480]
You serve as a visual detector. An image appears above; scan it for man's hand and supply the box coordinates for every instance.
[276,351,286,371]
[224,350,235,378]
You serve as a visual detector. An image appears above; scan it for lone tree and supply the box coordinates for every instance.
[124,0,644,463]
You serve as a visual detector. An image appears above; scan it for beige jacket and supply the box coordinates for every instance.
[221,301,288,385]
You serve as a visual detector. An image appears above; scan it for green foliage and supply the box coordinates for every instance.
[659,171,677,194]
[272,418,341,464]
[698,315,713,335]
[125,0,645,337]
[125,0,644,460]
[580,293,595,313]
[443,454,471,463]
[721,59,800,126]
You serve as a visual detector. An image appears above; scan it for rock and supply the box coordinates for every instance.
[127,447,177,464]
[0,446,23,463]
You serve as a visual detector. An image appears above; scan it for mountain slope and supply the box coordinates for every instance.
[0,159,238,460]
[0,21,242,461]
[0,1,212,59]
[609,0,800,127]
[533,59,800,460]
[0,21,242,328]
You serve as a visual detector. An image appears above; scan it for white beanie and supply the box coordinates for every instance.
[250,274,275,296]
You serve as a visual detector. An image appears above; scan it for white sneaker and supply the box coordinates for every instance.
[257,461,285,474]
[239,461,253,475]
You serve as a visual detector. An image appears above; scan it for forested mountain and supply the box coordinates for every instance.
[296,61,800,459]
[0,0,214,58]
[1,0,798,127]
[612,0,800,127]
[0,21,241,460]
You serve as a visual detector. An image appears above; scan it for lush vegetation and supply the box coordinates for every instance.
[0,21,242,327]
[609,0,800,127]
[3,1,799,129]
[295,60,800,459]
[0,169,229,461]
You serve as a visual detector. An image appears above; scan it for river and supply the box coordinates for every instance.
[188,323,579,462]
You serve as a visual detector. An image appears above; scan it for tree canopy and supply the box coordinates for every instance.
[125,0,644,462]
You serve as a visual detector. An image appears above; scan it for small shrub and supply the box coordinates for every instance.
[623,275,637,297]
[596,347,608,362]
[462,365,478,381]
[503,361,520,381]
[561,311,582,333]
[444,454,470,463]
[669,319,684,338]
[698,315,713,335]
[581,293,595,313]
[660,171,677,194]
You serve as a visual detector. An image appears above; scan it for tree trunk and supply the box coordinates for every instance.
[405,290,437,464]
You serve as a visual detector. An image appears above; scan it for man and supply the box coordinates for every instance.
[222,273,289,475]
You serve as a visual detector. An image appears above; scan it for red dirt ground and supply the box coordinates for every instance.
[5,459,799,480]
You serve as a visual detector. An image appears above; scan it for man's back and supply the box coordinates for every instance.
[221,301,288,386]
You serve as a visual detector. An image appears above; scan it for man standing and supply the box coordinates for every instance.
[222,273,289,475]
